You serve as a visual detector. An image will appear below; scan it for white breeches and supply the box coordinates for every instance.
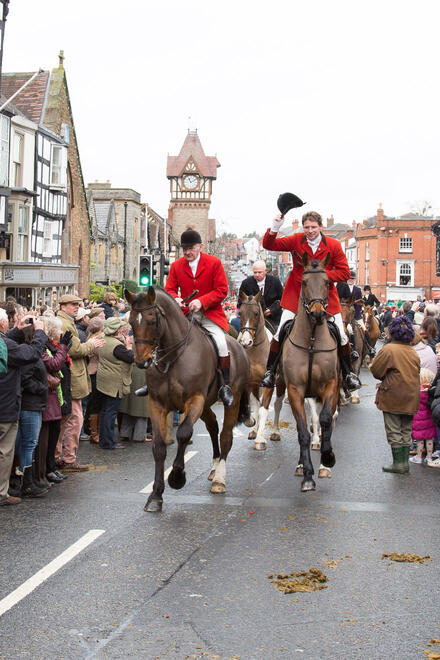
[199,317,229,357]
[274,309,348,345]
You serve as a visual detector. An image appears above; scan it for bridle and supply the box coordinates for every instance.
[238,299,265,347]
[300,269,330,319]
[131,302,194,373]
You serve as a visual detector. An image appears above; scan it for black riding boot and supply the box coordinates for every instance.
[365,330,376,358]
[21,466,48,498]
[339,343,362,393]
[349,335,359,361]
[261,339,280,388]
[218,355,234,407]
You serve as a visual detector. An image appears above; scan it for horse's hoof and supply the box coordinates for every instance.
[253,441,267,451]
[351,395,360,404]
[168,469,186,490]
[244,416,256,428]
[311,441,321,451]
[248,430,257,440]
[270,433,281,442]
[321,450,336,468]
[318,466,332,478]
[144,497,163,513]
[208,469,215,481]
[301,478,316,492]
[295,464,304,477]
[210,481,226,494]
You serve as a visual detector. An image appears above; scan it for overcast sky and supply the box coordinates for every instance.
[3,0,439,234]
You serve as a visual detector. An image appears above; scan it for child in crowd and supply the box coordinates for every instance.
[409,368,437,464]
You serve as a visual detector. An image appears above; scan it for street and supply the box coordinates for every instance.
[0,365,439,660]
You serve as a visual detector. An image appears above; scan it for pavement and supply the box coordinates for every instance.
[0,364,439,660]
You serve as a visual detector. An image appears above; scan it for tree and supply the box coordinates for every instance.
[410,200,434,216]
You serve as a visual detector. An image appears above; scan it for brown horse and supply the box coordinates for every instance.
[125,286,252,512]
[237,291,272,450]
[363,305,380,350]
[340,298,366,404]
[281,253,342,492]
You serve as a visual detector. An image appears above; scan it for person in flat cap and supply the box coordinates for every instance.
[165,228,234,406]
[55,294,105,471]
[96,318,134,450]
[337,271,376,359]
[262,209,361,393]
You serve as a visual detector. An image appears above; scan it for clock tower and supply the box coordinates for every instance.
[167,128,220,251]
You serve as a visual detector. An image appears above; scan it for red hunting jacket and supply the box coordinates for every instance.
[165,252,229,332]
[262,230,350,315]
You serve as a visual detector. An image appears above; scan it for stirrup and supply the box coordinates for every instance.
[261,369,276,389]
[368,346,376,358]
[135,385,148,397]
[218,384,234,407]
[344,373,361,393]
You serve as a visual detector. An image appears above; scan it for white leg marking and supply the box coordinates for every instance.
[255,405,269,444]
[213,458,226,486]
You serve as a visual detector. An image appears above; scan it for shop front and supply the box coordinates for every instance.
[0,263,79,308]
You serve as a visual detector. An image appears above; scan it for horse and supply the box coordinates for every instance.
[363,305,380,353]
[237,290,275,450]
[280,253,342,492]
[340,298,367,404]
[125,286,253,512]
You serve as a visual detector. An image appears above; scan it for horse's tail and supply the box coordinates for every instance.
[236,388,252,428]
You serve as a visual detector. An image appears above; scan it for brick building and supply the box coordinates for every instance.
[167,129,219,251]
[355,205,440,302]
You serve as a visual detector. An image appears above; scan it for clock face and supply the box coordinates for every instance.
[183,174,198,190]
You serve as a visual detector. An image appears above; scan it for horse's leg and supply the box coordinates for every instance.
[248,386,260,442]
[288,384,315,492]
[168,394,204,491]
[270,381,285,442]
[307,398,322,450]
[144,402,168,513]
[351,388,360,404]
[318,382,338,473]
[200,407,220,481]
[210,399,240,494]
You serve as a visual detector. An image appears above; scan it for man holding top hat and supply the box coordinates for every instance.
[165,229,234,407]
[261,194,361,394]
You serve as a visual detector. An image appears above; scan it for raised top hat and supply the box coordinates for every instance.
[349,270,356,279]
[181,229,202,247]
[277,192,306,216]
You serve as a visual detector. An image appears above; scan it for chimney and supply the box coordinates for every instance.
[327,214,334,227]
[377,202,385,222]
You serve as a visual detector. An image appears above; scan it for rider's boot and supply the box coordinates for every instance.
[365,330,376,358]
[339,342,362,393]
[261,339,280,389]
[349,335,359,361]
[218,355,234,407]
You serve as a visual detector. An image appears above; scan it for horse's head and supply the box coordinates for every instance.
[301,253,330,324]
[340,298,353,328]
[237,290,263,348]
[125,287,161,368]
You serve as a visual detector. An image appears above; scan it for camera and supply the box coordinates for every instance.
[26,318,34,325]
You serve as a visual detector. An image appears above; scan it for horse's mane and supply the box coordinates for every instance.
[131,286,178,308]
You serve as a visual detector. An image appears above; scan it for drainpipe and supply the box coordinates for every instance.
[123,201,127,281]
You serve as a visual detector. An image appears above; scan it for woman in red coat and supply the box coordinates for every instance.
[261,210,361,393]
[165,229,233,406]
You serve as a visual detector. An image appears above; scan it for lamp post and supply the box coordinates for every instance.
[123,201,127,281]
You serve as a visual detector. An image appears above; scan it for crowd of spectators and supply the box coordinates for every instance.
[0,291,152,507]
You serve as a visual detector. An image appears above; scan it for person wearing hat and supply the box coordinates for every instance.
[337,271,376,359]
[165,229,234,406]
[362,285,380,309]
[88,307,106,321]
[75,307,91,343]
[55,294,105,471]
[96,318,134,450]
[261,210,361,393]
[370,316,420,473]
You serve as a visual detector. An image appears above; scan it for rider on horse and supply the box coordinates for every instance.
[261,210,361,393]
[337,271,376,359]
[165,229,234,407]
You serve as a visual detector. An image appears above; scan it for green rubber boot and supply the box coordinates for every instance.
[382,447,409,474]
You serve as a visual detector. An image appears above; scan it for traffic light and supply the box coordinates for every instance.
[139,253,153,287]
[160,254,170,284]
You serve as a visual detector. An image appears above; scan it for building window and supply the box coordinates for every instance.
[365,263,369,285]
[43,220,52,258]
[365,243,369,261]
[12,132,23,188]
[118,246,122,263]
[50,144,67,189]
[396,260,414,286]
[111,246,116,265]
[17,206,29,261]
[98,243,103,264]
[0,114,10,187]
[399,237,413,253]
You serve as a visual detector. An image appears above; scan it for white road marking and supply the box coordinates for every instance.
[0,529,105,618]
[139,450,198,494]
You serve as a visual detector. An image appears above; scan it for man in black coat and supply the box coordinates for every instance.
[0,309,48,505]
[238,260,283,331]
